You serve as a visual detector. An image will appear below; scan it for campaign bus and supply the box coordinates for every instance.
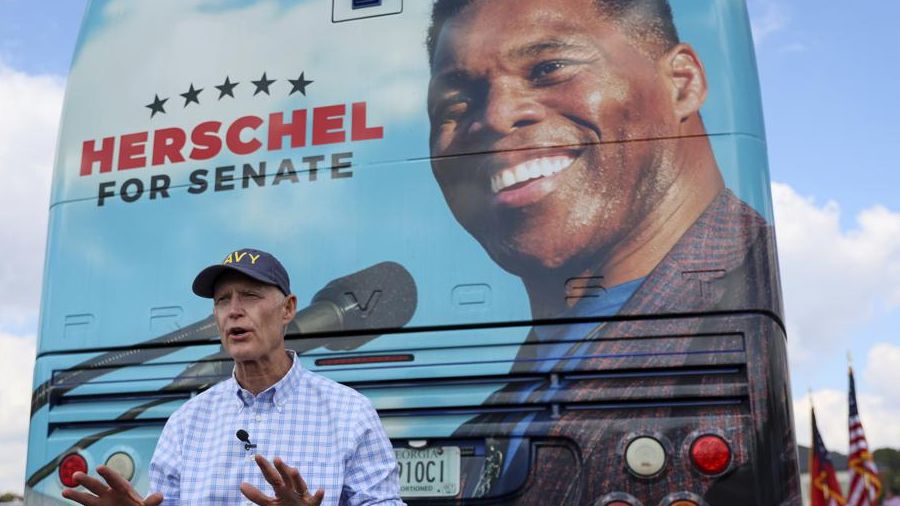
[26,0,801,504]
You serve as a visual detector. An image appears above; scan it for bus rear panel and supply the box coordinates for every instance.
[27,1,800,505]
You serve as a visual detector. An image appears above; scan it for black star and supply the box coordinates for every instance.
[180,83,203,107]
[252,72,276,96]
[288,72,313,96]
[145,94,168,118]
[215,76,239,100]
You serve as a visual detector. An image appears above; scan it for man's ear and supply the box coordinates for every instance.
[662,43,708,121]
[282,294,298,324]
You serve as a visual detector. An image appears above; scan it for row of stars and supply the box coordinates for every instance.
[145,72,314,117]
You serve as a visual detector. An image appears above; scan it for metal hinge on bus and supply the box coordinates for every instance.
[333,0,402,23]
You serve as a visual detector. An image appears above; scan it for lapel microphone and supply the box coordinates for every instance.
[236,429,257,451]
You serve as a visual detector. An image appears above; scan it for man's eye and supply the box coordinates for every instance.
[530,60,570,82]
[438,95,470,121]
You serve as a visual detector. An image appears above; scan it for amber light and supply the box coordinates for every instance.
[58,453,88,487]
[669,501,698,506]
[606,502,632,506]
[315,354,414,366]
[690,434,731,475]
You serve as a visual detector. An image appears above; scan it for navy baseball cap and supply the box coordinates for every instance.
[192,248,291,298]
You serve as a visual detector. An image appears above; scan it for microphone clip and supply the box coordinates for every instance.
[236,429,258,452]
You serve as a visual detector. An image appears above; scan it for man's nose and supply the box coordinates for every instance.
[470,81,545,136]
[225,297,245,317]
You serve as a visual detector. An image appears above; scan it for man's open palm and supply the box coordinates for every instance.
[241,455,325,506]
[61,465,164,506]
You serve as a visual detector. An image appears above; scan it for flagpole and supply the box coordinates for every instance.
[809,395,815,506]
[847,358,882,505]
[810,395,847,506]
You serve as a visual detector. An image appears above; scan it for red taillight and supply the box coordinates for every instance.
[315,354,414,366]
[606,502,633,506]
[58,453,88,487]
[690,434,731,475]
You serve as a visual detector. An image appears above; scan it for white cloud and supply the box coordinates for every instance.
[775,183,900,448]
[0,60,62,494]
[793,347,900,452]
[0,331,36,493]
[747,0,789,46]
[854,390,900,450]
[0,61,65,328]
[865,342,900,399]
[794,389,845,452]
[772,182,900,364]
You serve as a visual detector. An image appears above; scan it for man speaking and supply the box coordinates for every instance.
[62,249,404,506]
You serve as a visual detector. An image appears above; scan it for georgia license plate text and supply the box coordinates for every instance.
[394,446,461,497]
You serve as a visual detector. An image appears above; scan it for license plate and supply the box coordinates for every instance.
[394,446,461,497]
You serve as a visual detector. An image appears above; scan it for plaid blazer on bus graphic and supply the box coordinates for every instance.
[454,189,801,506]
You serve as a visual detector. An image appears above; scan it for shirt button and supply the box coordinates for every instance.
[256,415,263,422]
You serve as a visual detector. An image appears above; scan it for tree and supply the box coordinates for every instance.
[0,492,23,502]
[875,447,900,498]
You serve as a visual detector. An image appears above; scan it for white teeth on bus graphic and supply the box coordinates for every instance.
[490,156,574,194]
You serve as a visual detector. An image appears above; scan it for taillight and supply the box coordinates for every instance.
[105,451,135,481]
[662,491,703,506]
[690,434,731,475]
[315,354,414,366]
[598,491,642,506]
[58,453,88,487]
[624,436,667,477]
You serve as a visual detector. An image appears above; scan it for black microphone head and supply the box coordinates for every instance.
[312,261,417,331]
[236,429,249,443]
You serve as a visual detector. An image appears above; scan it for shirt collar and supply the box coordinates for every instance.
[232,350,304,408]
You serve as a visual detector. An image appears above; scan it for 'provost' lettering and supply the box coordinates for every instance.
[80,101,383,176]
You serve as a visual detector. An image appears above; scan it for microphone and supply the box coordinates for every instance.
[287,261,417,349]
[31,262,418,415]
[236,429,257,451]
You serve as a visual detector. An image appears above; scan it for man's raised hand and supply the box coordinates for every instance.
[241,455,325,506]
[61,465,164,506]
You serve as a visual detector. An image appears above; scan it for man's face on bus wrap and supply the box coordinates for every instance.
[428,0,690,277]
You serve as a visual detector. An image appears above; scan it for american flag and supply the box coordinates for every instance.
[811,407,846,506]
[847,367,882,506]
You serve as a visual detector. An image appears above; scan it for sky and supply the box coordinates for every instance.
[1,0,899,495]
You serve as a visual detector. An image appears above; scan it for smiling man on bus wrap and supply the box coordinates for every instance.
[428,0,749,319]
[62,249,404,506]
[427,0,795,503]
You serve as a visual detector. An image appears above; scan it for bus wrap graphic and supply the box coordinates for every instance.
[27,1,799,504]
[79,99,383,206]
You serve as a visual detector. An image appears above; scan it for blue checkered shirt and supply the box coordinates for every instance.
[149,351,404,505]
